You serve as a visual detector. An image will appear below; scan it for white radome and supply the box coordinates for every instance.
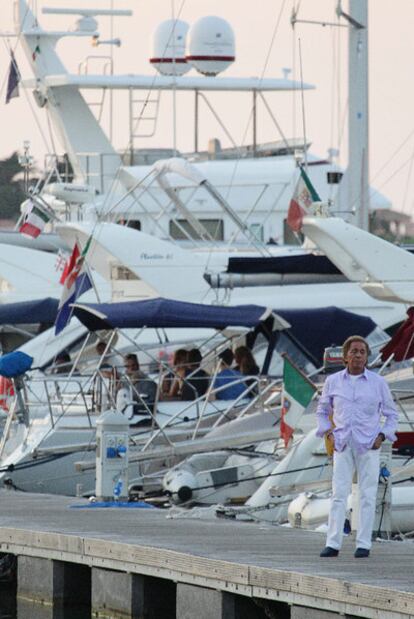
[186,16,235,76]
[150,19,190,76]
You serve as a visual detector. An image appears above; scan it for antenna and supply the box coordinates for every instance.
[40,8,132,40]
[42,8,133,17]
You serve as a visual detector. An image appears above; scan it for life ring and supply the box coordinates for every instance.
[0,376,14,411]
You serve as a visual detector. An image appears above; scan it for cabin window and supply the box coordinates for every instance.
[117,219,141,231]
[249,223,264,242]
[110,265,139,281]
[272,332,316,376]
[169,219,224,241]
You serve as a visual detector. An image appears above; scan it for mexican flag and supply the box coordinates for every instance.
[19,199,50,238]
[287,166,321,232]
[280,356,317,448]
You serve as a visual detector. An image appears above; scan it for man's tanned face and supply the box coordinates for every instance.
[344,341,368,375]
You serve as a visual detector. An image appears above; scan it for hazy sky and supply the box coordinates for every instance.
[1,0,414,216]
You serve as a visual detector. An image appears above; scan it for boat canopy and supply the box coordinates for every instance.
[0,297,378,369]
[71,298,280,331]
[275,306,377,366]
[70,299,377,367]
[0,297,59,325]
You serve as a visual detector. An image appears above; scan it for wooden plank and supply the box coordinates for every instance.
[0,528,84,555]
[249,566,414,616]
[253,587,413,619]
[84,538,249,585]
[1,494,414,619]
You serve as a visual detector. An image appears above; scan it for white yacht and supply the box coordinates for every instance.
[0,2,402,335]
[12,0,389,247]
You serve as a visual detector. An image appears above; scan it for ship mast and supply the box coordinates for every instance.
[346,0,369,230]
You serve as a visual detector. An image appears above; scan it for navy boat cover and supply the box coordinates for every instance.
[71,298,377,366]
[0,297,59,324]
[0,297,378,368]
[72,298,274,331]
[276,306,376,366]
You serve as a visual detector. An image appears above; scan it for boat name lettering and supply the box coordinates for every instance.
[140,252,173,260]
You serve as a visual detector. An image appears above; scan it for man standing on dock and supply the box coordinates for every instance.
[316,335,398,558]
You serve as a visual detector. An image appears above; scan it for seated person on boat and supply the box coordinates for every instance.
[118,354,157,419]
[234,346,260,397]
[52,351,72,375]
[180,348,210,400]
[210,349,246,401]
[161,348,189,399]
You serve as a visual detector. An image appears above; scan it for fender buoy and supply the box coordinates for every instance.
[0,376,14,411]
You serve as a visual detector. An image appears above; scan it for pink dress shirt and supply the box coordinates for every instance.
[316,368,398,453]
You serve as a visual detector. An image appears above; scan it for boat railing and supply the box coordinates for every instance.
[0,373,98,462]
[195,374,260,437]
[22,373,103,429]
[76,151,123,195]
[0,396,20,460]
[121,375,207,449]
[42,150,118,196]
[390,388,414,431]
[212,375,282,427]
[139,373,270,453]
[117,374,159,420]
[78,55,113,131]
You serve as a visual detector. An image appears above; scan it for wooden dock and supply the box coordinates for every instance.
[0,490,413,618]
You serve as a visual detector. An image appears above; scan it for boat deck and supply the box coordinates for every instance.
[0,491,413,618]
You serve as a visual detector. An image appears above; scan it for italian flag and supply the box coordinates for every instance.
[19,199,50,238]
[280,355,317,448]
[287,166,321,232]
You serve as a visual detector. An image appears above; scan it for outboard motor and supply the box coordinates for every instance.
[323,345,345,374]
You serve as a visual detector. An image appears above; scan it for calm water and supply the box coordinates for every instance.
[0,584,90,619]
[0,584,15,619]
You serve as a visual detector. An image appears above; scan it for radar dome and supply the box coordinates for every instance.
[186,16,235,76]
[150,19,190,76]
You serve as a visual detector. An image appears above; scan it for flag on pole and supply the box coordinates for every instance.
[287,166,321,232]
[5,51,20,104]
[55,250,67,273]
[59,245,80,286]
[55,238,93,334]
[280,355,317,448]
[55,250,69,281]
[19,199,51,238]
[380,306,414,362]
[32,45,41,61]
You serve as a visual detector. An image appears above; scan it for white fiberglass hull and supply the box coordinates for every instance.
[288,486,414,534]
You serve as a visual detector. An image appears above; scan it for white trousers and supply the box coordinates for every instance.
[326,441,380,550]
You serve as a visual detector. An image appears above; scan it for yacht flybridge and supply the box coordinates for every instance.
[15,0,388,248]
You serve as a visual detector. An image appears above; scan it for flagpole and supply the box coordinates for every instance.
[298,38,308,172]
[78,235,101,303]
[85,262,101,303]
[31,194,61,222]
[55,235,96,334]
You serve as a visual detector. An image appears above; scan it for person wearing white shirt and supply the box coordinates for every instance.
[316,335,398,558]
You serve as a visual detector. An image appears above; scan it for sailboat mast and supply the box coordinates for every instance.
[348,0,369,230]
